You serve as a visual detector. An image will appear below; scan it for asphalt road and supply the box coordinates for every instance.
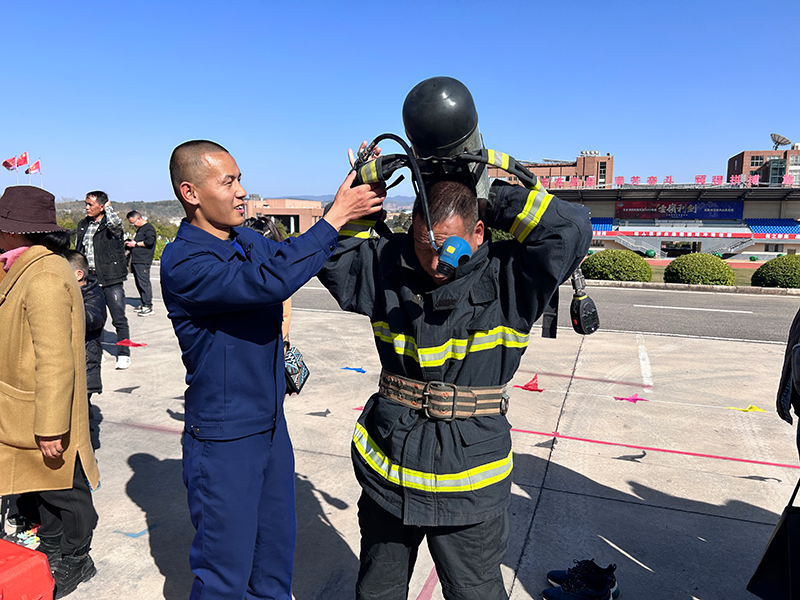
[290,278,799,344]
[150,268,797,344]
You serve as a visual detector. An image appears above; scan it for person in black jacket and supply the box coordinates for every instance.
[74,191,131,370]
[64,250,106,449]
[64,250,106,398]
[777,306,800,458]
[125,211,157,316]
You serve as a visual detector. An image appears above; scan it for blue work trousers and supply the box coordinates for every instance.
[183,418,296,600]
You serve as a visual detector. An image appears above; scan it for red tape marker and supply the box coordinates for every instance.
[511,428,800,470]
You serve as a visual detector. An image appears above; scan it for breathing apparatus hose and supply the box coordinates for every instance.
[356,133,439,253]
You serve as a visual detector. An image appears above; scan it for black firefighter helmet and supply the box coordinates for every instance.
[402,76,489,198]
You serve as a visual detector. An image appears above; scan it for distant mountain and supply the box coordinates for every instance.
[54,193,416,226]
[56,199,185,225]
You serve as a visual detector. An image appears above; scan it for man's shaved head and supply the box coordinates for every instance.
[169,140,230,200]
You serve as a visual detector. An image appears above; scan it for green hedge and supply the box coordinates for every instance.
[663,253,735,285]
[154,238,168,261]
[751,254,800,288]
[581,249,652,282]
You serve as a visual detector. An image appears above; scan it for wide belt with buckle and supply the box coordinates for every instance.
[378,370,509,421]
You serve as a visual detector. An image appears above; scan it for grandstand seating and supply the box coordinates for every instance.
[745,218,800,234]
[591,217,614,231]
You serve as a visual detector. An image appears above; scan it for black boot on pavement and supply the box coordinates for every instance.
[546,559,618,599]
[53,537,97,598]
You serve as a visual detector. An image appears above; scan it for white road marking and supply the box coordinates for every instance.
[636,333,653,388]
[634,304,753,314]
[598,535,654,572]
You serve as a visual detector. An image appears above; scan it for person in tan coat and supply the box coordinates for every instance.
[0,185,100,598]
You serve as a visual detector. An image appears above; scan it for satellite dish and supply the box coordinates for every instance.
[771,133,791,150]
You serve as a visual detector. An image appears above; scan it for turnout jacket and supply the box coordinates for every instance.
[161,219,339,441]
[319,180,591,526]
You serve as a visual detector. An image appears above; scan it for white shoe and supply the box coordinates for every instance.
[116,356,131,370]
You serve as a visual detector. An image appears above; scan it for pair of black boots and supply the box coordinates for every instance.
[542,559,619,600]
[37,534,97,599]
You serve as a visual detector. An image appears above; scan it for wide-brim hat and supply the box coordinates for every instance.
[0,185,66,234]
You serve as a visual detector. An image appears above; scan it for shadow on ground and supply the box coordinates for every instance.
[126,454,358,600]
[122,448,780,599]
[507,452,780,599]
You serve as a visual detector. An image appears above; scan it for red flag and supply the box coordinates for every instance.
[2,156,16,170]
[16,152,28,167]
[25,160,40,175]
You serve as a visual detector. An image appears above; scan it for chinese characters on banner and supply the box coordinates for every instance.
[540,172,796,190]
[615,200,743,220]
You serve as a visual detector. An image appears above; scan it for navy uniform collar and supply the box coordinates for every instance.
[175,219,250,261]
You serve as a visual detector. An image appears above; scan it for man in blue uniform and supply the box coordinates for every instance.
[160,139,385,599]
[318,78,592,600]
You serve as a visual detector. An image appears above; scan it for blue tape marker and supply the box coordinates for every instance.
[341,367,366,373]
[113,524,157,538]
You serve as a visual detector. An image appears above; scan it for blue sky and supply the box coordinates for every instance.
[2,0,798,202]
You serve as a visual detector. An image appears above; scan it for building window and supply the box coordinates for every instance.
[750,155,764,167]
[790,155,800,166]
[765,244,784,252]
[590,240,604,248]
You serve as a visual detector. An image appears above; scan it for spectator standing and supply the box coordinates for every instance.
[0,185,100,598]
[777,306,800,457]
[75,191,131,369]
[64,250,106,437]
[125,211,157,316]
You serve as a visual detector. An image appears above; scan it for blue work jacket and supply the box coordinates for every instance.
[161,219,338,440]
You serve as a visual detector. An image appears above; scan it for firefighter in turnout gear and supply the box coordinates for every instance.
[319,78,592,600]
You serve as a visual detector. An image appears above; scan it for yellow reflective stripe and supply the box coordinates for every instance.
[510,188,552,242]
[372,322,529,366]
[339,219,376,239]
[487,149,510,171]
[352,422,513,492]
[372,321,420,358]
[359,160,380,184]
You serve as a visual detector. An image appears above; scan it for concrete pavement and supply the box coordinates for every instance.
[7,275,798,600]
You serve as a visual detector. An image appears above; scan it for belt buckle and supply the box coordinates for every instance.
[422,381,458,422]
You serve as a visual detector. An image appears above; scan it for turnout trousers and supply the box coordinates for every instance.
[356,493,509,600]
[182,417,296,600]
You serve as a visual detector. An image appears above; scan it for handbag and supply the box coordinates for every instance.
[284,345,310,394]
[747,476,800,599]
